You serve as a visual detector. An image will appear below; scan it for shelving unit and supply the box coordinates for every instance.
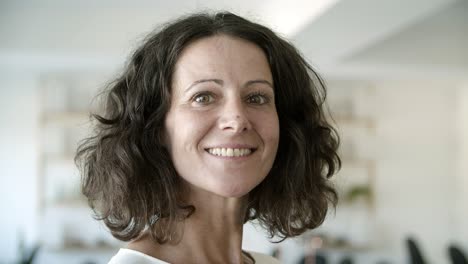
[38,76,92,210]
[300,82,378,255]
[327,83,377,208]
[36,73,121,260]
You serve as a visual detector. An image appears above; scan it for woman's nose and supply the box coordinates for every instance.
[217,99,252,133]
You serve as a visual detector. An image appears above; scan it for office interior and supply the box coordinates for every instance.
[1,0,467,263]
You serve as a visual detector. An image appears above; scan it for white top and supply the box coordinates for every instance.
[108,248,281,264]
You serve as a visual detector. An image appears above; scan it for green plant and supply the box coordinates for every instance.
[344,184,373,204]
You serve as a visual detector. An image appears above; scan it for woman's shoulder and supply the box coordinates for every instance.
[108,248,169,264]
[249,251,282,264]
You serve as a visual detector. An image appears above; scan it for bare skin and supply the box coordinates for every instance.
[128,183,251,264]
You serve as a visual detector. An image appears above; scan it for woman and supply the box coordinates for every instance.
[76,12,340,264]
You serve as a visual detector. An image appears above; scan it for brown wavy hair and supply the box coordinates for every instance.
[75,11,340,244]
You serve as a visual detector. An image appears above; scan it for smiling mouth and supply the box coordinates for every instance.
[205,147,256,157]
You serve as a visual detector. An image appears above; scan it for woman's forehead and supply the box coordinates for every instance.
[172,35,272,88]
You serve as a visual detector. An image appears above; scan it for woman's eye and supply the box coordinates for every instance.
[247,93,269,105]
[193,93,214,104]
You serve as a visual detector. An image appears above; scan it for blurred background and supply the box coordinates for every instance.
[1,0,467,263]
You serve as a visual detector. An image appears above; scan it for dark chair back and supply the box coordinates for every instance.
[315,254,328,264]
[297,253,328,264]
[406,237,427,264]
[448,245,468,264]
[339,256,354,264]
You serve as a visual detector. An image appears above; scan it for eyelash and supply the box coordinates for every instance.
[246,91,270,105]
[191,92,215,105]
[190,91,271,105]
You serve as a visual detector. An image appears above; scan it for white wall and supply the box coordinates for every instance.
[455,81,468,250]
[373,80,458,264]
[0,72,40,262]
[322,80,460,264]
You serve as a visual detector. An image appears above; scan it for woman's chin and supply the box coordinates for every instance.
[205,181,257,198]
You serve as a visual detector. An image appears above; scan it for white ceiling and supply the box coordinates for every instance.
[293,0,467,79]
[342,0,468,69]
[1,0,466,80]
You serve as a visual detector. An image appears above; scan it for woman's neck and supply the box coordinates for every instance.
[128,189,249,264]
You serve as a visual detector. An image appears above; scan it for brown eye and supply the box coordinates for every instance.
[246,93,269,105]
[193,93,214,104]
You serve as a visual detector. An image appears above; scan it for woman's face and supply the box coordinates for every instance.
[164,35,279,198]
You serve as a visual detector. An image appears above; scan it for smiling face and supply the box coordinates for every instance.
[164,35,280,198]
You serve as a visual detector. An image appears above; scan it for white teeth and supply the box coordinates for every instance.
[207,148,252,157]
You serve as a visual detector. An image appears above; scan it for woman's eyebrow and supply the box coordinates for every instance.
[184,78,273,93]
[185,79,223,92]
[244,79,274,90]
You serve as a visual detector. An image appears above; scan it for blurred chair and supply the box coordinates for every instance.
[18,244,40,264]
[315,254,328,264]
[339,256,354,264]
[406,237,427,264]
[448,244,468,264]
[297,253,328,264]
